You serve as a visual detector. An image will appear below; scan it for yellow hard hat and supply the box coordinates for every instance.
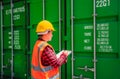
[36,20,55,35]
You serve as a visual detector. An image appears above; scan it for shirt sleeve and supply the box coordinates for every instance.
[41,46,67,68]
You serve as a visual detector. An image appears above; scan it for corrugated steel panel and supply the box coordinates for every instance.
[0,0,120,79]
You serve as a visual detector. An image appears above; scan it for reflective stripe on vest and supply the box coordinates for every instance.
[31,41,59,79]
[32,65,53,72]
[32,42,53,72]
[32,73,59,79]
[31,77,37,79]
[49,73,59,79]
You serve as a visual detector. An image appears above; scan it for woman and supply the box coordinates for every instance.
[31,20,69,79]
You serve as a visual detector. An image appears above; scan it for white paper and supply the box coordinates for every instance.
[67,50,72,55]
[56,50,72,58]
[56,50,64,58]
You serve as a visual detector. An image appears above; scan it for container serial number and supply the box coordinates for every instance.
[96,0,110,7]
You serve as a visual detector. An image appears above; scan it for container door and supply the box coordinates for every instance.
[65,0,120,79]
[96,0,120,79]
[1,1,30,79]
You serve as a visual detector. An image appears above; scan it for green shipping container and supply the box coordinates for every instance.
[0,0,30,79]
[65,0,120,79]
[30,0,120,79]
[1,0,120,79]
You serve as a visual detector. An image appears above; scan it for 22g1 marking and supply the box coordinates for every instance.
[96,0,110,7]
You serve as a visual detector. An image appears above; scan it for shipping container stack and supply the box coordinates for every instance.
[0,0,120,79]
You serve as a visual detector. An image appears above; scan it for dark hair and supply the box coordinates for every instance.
[38,35,43,38]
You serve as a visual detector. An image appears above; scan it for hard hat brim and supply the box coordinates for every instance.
[37,30,50,35]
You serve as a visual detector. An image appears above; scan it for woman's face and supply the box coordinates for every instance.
[47,31,53,41]
[42,31,53,41]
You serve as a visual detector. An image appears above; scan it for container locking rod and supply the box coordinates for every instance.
[2,65,8,68]
[73,75,90,79]
[1,1,4,79]
[78,66,94,72]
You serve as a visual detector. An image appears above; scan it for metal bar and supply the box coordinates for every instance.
[43,0,45,20]
[73,75,90,79]
[59,0,62,79]
[1,1,3,79]
[24,0,30,78]
[10,0,14,79]
[71,0,74,78]
[93,0,97,79]
[59,0,61,51]
[78,66,94,72]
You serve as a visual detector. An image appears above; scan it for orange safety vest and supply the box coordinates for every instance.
[31,40,59,79]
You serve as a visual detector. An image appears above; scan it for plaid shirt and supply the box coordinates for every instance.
[41,46,67,68]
